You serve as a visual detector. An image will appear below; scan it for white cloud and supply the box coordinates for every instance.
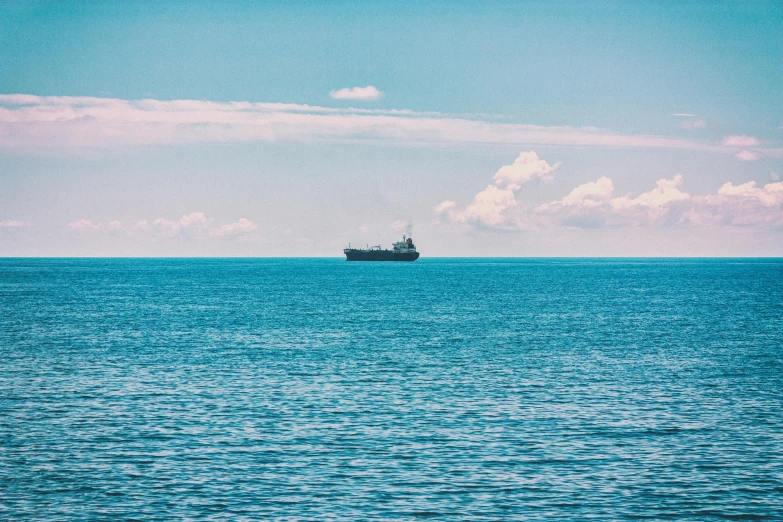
[460,185,519,227]
[1,94,762,155]
[492,150,560,190]
[716,181,783,207]
[722,135,760,147]
[329,86,383,101]
[215,218,258,237]
[437,161,783,231]
[735,149,760,161]
[153,212,213,239]
[0,220,28,228]
[719,136,762,161]
[433,201,457,224]
[610,174,690,210]
[531,177,616,229]
[68,219,103,231]
[66,213,258,239]
[436,151,559,228]
[672,113,696,117]
[535,174,781,229]
[558,177,614,208]
[688,180,783,226]
[433,200,456,214]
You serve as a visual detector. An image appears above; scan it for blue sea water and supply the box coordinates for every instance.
[1,258,782,520]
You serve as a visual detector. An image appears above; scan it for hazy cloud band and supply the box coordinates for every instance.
[1,94,768,155]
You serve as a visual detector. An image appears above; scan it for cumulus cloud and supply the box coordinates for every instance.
[436,185,519,228]
[534,174,782,229]
[68,219,103,232]
[460,185,519,227]
[2,94,766,155]
[66,213,258,239]
[329,86,383,101]
[555,177,614,208]
[433,200,456,215]
[688,180,783,226]
[68,219,127,236]
[435,151,558,228]
[716,180,783,207]
[153,212,212,239]
[610,174,690,210]
[532,177,617,229]
[215,218,258,237]
[437,161,783,231]
[433,201,457,224]
[0,220,28,228]
[492,150,560,190]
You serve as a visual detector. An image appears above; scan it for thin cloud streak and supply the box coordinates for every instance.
[329,86,383,100]
[0,220,28,228]
[0,94,773,156]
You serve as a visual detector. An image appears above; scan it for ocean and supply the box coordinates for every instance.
[1,258,782,520]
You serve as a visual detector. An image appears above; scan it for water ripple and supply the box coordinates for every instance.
[1,258,782,520]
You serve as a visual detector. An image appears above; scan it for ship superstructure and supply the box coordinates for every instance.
[344,235,420,261]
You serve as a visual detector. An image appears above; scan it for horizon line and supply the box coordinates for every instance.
[1,256,782,260]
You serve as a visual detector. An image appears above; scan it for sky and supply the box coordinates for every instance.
[1,0,782,256]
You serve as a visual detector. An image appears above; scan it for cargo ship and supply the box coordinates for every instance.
[344,235,420,261]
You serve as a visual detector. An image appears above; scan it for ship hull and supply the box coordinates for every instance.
[344,250,419,262]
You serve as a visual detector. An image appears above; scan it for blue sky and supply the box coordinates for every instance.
[1,1,781,256]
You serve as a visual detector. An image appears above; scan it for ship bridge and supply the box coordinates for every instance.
[393,236,416,253]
